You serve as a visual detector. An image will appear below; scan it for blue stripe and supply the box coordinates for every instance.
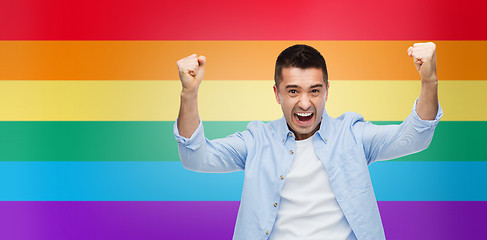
[369,161,487,201]
[0,161,243,201]
[1,161,486,201]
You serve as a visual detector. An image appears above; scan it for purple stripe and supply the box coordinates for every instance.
[379,201,486,240]
[0,201,239,240]
[0,201,485,240]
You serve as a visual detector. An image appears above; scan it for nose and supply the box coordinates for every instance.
[298,93,311,110]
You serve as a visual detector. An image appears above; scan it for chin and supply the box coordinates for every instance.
[292,123,315,133]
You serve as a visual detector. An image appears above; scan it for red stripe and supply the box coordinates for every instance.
[1,0,486,40]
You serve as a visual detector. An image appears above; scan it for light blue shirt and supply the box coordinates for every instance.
[174,99,442,240]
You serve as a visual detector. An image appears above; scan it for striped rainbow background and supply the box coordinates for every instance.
[1,0,486,239]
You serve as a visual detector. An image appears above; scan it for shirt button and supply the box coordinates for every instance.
[324,138,328,143]
[282,139,285,143]
[274,202,278,207]
[290,150,294,154]
[289,132,293,137]
[280,175,284,180]
[265,230,270,235]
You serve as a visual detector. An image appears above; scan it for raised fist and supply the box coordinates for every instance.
[407,42,437,82]
[176,54,206,92]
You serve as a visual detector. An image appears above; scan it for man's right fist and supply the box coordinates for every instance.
[176,54,206,92]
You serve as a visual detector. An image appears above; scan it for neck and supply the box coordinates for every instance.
[289,122,321,140]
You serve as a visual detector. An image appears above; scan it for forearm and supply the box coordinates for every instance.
[408,42,439,120]
[175,54,206,138]
[177,89,200,138]
[416,78,439,120]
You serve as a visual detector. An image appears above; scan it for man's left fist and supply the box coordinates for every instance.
[407,42,437,82]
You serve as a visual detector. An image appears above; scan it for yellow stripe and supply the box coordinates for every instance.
[0,80,484,121]
[0,41,486,80]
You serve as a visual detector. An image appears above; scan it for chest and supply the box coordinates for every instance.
[244,135,371,199]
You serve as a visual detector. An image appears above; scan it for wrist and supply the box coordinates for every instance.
[421,78,438,93]
[421,75,438,85]
[181,87,199,99]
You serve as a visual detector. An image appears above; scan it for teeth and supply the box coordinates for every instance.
[296,112,312,117]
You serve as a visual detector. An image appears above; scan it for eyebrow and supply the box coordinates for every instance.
[285,84,323,89]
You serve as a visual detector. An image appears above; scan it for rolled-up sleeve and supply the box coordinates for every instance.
[173,119,249,173]
[409,98,443,132]
[360,98,443,164]
[173,119,206,151]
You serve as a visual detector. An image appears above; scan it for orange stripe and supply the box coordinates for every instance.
[0,41,485,80]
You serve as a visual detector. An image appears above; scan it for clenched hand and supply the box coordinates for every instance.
[176,54,206,92]
[407,42,437,82]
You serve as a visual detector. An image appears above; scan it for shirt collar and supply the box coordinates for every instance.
[277,109,331,144]
[316,109,331,144]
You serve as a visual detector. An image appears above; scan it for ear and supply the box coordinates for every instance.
[325,81,330,101]
[273,85,281,104]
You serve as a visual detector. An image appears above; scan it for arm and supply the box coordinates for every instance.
[174,54,248,172]
[360,100,442,164]
[176,54,206,138]
[408,42,438,120]
[360,43,443,164]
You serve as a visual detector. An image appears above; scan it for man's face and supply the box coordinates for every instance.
[273,67,329,140]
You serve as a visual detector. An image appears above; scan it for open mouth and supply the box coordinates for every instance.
[294,112,314,124]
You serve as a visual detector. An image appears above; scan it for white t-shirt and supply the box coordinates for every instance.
[269,136,353,240]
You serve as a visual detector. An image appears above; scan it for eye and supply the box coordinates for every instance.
[311,89,319,93]
[289,89,297,94]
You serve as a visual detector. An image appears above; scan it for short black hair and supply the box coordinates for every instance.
[274,44,328,88]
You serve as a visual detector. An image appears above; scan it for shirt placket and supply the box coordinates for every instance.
[266,131,296,238]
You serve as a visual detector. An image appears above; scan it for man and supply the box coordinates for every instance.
[174,43,442,240]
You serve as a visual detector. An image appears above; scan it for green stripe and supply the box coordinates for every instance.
[0,121,483,161]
